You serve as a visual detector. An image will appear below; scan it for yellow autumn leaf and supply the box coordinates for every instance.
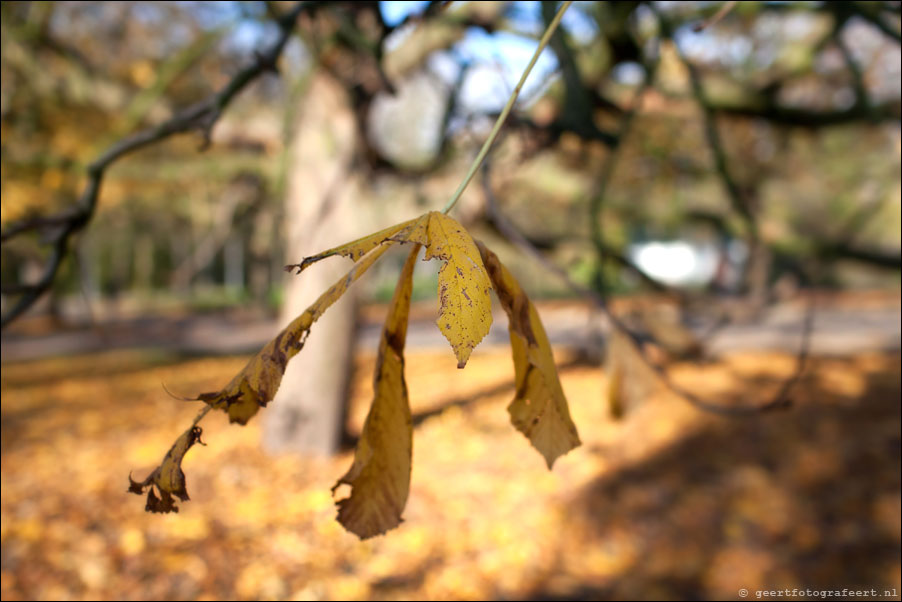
[285,217,421,273]
[402,211,493,368]
[291,210,493,369]
[333,245,419,539]
[198,242,394,424]
[476,241,581,468]
[128,425,204,513]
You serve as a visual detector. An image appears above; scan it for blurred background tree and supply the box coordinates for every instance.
[2,3,901,601]
[2,0,900,453]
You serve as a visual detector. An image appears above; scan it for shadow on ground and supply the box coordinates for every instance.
[1,348,899,601]
[534,355,902,600]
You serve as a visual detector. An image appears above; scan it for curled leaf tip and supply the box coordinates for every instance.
[160,381,197,402]
[128,425,204,514]
[126,472,144,495]
[284,255,323,274]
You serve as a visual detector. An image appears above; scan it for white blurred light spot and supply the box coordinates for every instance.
[613,62,645,86]
[629,241,720,287]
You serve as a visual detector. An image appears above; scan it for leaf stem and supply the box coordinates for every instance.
[441,0,572,215]
[192,405,211,427]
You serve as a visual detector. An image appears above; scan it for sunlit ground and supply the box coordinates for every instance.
[2,341,900,600]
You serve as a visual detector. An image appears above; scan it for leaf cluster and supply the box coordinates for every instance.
[129,211,581,538]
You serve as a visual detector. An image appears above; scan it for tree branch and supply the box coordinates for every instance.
[482,158,800,417]
[483,161,679,301]
[0,2,310,329]
[849,3,902,43]
[588,49,658,294]
[834,25,873,117]
[708,100,901,127]
[693,1,738,32]
[817,243,902,269]
[657,11,758,240]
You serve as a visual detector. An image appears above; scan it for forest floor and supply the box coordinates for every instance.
[1,292,901,601]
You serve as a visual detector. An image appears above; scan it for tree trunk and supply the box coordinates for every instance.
[262,73,363,456]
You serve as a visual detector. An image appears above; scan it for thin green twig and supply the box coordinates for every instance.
[441,0,572,215]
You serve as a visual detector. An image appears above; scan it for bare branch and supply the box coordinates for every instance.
[482,158,802,417]
[817,242,902,269]
[658,13,758,240]
[709,100,900,126]
[482,12,810,416]
[851,4,902,43]
[0,2,310,329]
[588,50,658,293]
[693,1,739,32]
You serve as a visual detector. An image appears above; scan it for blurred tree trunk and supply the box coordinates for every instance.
[262,72,363,456]
[746,242,772,314]
[248,209,275,306]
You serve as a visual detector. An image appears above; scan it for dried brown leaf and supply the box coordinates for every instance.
[198,242,393,424]
[285,217,421,273]
[333,245,419,539]
[477,241,581,468]
[128,425,204,513]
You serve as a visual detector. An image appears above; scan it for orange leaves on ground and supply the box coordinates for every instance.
[477,242,581,468]
[332,245,419,539]
[10,346,901,600]
[128,425,204,513]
